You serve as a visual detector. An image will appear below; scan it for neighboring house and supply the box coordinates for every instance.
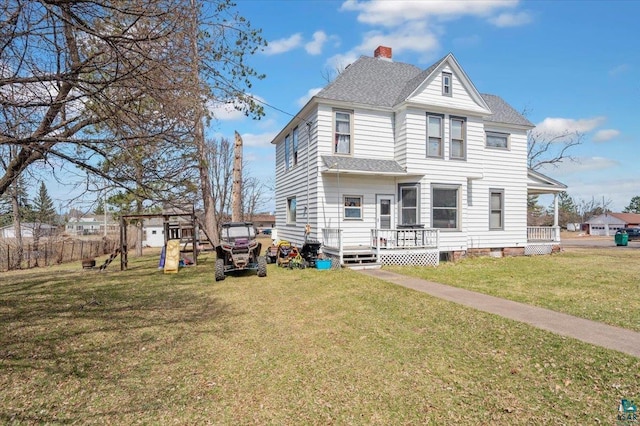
[1,223,57,239]
[271,46,566,266]
[66,215,118,236]
[142,217,166,247]
[250,214,276,232]
[586,212,640,236]
[141,213,198,248]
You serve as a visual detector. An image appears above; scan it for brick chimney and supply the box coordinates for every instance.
[374,45,392,61]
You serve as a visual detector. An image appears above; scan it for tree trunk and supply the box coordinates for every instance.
[10,188,23,269]
[232,131,243,222]
[190,0,218,244]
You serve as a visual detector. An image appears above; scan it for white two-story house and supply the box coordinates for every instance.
[271,46,566,266]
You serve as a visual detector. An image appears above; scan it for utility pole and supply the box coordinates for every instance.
[232,131,243,222]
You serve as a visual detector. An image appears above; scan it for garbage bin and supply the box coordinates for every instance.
[615,231,628,246]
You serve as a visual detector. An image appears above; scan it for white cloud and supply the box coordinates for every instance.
[297,87,323,107]
[592,129,620,142]
[540,156,619,177]
[488,11,533,27]
[208,100,245,121]
[326,21,440,69]
[264,33,303,55]
[340,0,519,27]
[239,131,278,148]
[208,94,266,122]
[326,51,362,73]
[305,31,328,55]
[534,116,606,139]
[609,64,630,77]
[554,175,640,212]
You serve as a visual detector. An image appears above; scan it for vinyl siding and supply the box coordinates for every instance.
[274,109,321,245]
[319,174,396,248]
[275,96,530,252]
[407,65,488,115]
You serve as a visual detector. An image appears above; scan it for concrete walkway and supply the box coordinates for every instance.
[357,269,640,358]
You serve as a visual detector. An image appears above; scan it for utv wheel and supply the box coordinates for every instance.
[257,256,267,277]
[215,258,226,281]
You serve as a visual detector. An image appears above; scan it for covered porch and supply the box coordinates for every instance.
[525,169,567,254]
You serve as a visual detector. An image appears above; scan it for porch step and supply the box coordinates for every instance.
[347,263,382,270]
[342,252,378,265]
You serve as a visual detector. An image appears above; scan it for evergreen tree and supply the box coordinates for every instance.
[32,182,56,225]
[553,191,580,226]
[623,196,640,214]
[94,198,105,215]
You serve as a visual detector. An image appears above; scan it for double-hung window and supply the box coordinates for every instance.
[427,113,444,158]
[287,197,297,224]
[399,184,419,225]
[292,127,299,166]
[486,131,509,149]
[432,185,459,229]
[284,134,290,171]
[450,117,466,159]
[334,110,352,154]
[442,72,452,96]
[344,196,362,219]
[490,189,504,230]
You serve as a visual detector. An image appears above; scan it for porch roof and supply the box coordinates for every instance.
[321,155,419,176]
[527,168,567,194]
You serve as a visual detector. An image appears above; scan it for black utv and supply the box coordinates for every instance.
[214,222,267,281]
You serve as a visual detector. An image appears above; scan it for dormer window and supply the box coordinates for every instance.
[442,72,452,97]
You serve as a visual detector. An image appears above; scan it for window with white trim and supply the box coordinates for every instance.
[490,189,504,230]
[442,72,452,96]
[334,110,352,154]
[432,185,459,229]
[427,113,444,158]
[287,197,297,224]
[450,116,466,159]
[344,196,362,219]
[284,134,290,171]
[292,127,299,166]
[399,184,419,225]
[486,131,509,149]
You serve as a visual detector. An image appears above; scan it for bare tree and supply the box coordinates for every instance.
[205,136,267,223]
[242,175,267,219]
[527,130,584,171]
[0,1,197,197]
[577,196,612,222]
[0,0,267,229]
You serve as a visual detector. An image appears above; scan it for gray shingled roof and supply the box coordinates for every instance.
[321,155,406,174]
[315,55,531,127]
[482,93,534,127]
[316,57,421,107]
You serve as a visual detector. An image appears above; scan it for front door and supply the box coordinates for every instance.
[376,195,395,230]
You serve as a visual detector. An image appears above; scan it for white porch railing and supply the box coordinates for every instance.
[371,228,439,249]
[527,226,561,242]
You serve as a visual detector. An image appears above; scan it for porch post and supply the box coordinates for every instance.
[553,193,560,242]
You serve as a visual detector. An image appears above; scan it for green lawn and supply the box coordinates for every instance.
[1,250,638,424]
[388,246,640,332]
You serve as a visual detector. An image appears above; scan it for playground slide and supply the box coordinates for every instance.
[164,239,180,274]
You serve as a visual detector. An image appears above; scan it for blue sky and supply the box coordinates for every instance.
[46,0,638,214]
[206,0,639,214]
